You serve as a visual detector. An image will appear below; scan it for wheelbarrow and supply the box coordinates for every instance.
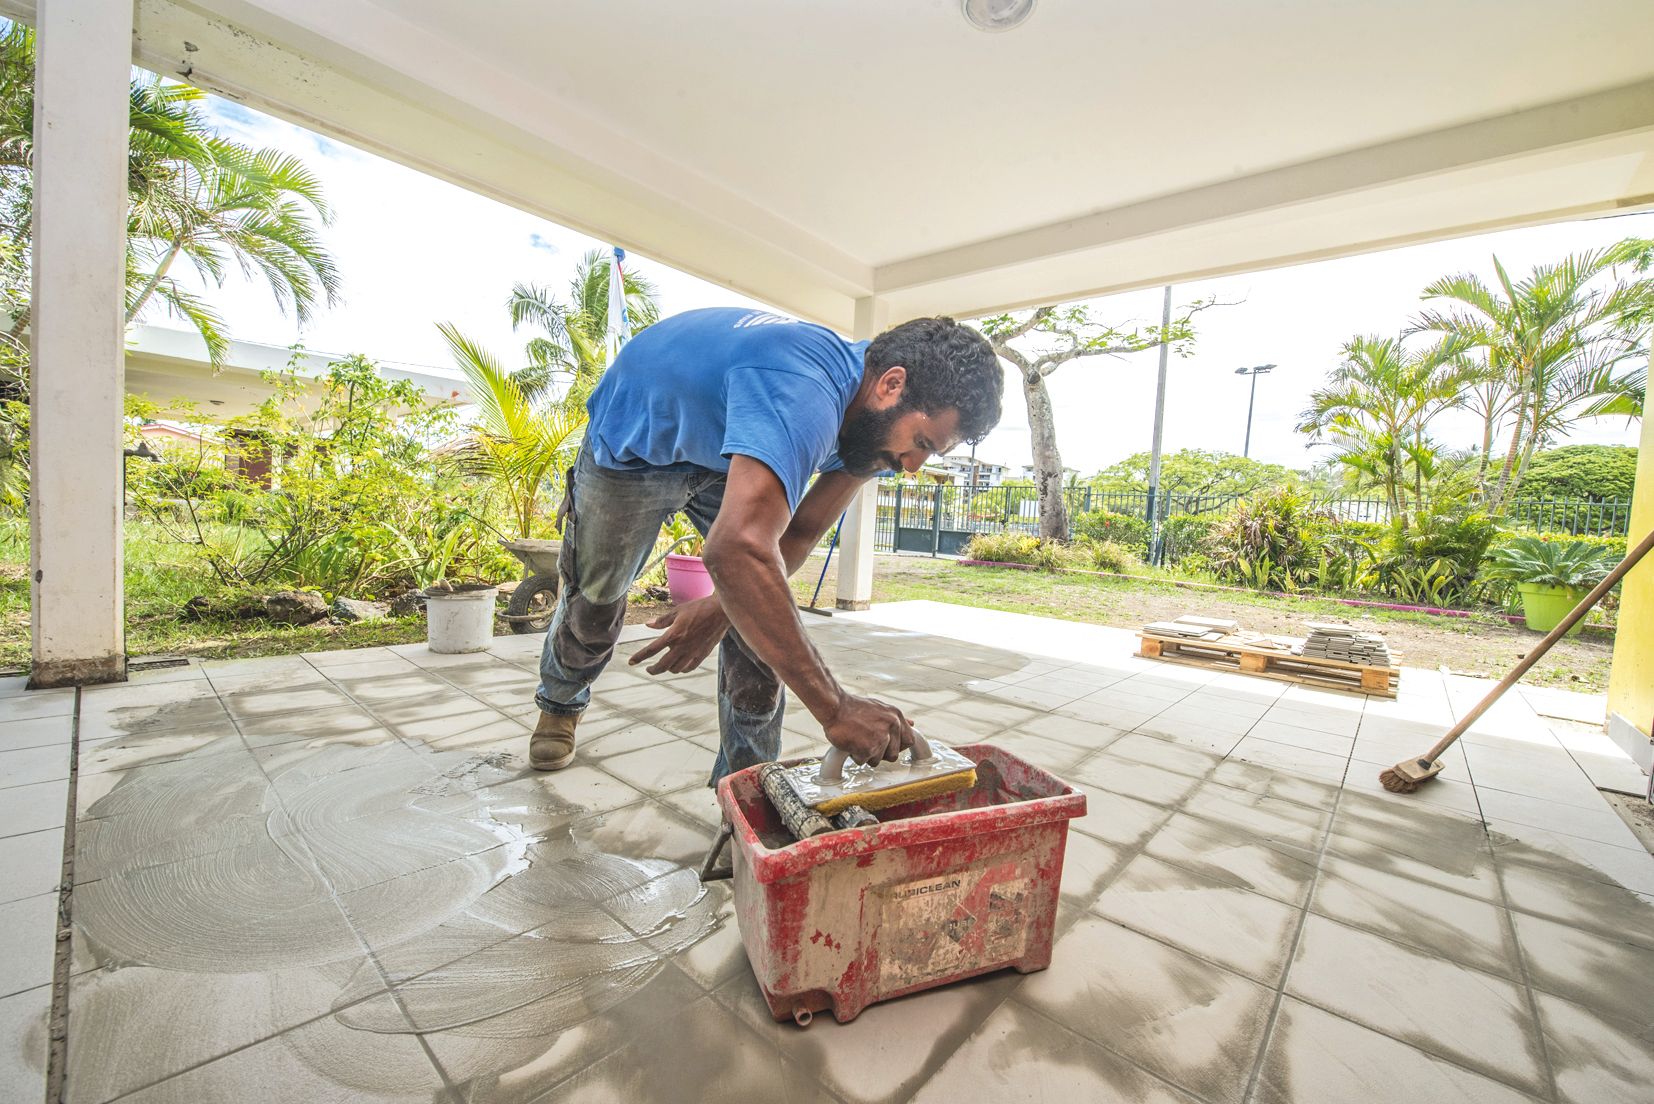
[499,539,562,634]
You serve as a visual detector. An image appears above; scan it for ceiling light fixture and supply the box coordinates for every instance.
[962,0,1036,33]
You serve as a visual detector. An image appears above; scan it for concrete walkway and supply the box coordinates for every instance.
[2,603,1651,1103]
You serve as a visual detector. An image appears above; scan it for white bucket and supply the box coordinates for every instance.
[426,586,497,653]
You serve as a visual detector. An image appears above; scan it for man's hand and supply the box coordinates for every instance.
[629,596,730,675]
[823,693,915,765]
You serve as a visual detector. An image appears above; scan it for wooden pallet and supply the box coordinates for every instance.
[1137,632,1400,698]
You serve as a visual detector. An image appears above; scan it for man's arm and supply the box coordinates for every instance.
[650,456,911,764]
[780,469,863,575]
[628,468,862,675]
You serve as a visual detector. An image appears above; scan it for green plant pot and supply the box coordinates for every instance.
[1515,583,1586,637]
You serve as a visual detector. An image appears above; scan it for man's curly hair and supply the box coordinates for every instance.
[864,317,1003,443]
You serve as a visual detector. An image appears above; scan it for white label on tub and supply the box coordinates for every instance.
[877,861,1032,988]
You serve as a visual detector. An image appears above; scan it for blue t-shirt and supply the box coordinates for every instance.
[585,308,868,510]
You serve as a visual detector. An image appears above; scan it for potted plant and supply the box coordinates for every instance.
[660,513,712,604]
[1484,536,1614,636]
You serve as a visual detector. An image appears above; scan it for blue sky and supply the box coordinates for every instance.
[176,95,1651,477]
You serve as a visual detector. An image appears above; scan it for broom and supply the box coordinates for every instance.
[1380,525,1654,793]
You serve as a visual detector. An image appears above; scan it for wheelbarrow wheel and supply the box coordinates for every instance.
[505,572,559,634]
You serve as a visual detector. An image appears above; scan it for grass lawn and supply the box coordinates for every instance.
[790,553,1616,693]
[0,522,1615,695]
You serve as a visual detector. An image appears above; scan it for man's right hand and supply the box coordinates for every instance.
[823,693,915,765]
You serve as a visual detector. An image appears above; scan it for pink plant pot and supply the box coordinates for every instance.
[665,553,715,604]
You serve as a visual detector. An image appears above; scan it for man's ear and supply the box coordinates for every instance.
[876,365,907,402]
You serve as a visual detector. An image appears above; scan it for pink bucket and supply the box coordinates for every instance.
[665,553,714,604]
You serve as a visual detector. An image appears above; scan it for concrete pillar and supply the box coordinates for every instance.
[1605,344,1654,779]
[835,295,890,611]
[28,0,132,687]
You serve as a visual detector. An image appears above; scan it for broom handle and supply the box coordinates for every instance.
[1421,525,1654,762]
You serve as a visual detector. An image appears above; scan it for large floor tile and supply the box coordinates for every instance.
[1476,788,1643,848]
[0,688,74,722]
[1254,997,1543,1104]
[1509,909,1654,1027]
[1227,737,1348,784]
[0,743,70,790]
[108,1008,451,1104]
[1493,843,1654,950]
[1068,785,1170,849]
[1092,853,1302,984]
[1284,915,1547,1097]
[0,714,73,752]
[715,963,1018,1104]
[0,984,49,1104]
[0,827,62,905]
[1016,915,1274,1103]
[912,999,1201,1104]
[418,961,708,1102]
[1071,752,1203,808]
[1535,990,1654,1104]
[1309,855,1515,977]
[0,777,68,839]
[0,892,57,998]
[533,992,830,1104]
[597,741,714,794]
[1144,813,1320,907]
[63,958,379,1104]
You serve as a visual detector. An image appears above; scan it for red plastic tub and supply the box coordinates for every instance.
[715,743,1086,1025]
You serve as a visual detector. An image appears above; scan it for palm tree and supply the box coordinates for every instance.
[438,323,587,540]
[0,21,340,374]
[504,248,659,399]
[1413,241,1653,511]
[124,133,340,365]
[1297,335,1471,517]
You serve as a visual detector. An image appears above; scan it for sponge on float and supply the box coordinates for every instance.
[774,740,978,818]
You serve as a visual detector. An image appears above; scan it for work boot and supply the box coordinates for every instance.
[530,711,579,771]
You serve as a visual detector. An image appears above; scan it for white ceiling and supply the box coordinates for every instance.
[18,0,1654,331]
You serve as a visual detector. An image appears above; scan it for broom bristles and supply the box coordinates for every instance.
[1378,767,1421,794]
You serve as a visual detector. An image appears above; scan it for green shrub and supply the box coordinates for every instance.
[962,532,1099,572]
[1208,487,1335,591]
[1072,509,1150,552]
[1514,445,1637,502]
[1158,513,1217,565]
[963,532,1042,565]
[1078,538,1139,574]
[1485,536,1615,590]
[1358,509,1498,606]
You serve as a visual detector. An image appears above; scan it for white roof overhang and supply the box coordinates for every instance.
[9,0,1654,331]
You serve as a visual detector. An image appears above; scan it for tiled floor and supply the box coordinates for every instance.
[2,601,1652,1103]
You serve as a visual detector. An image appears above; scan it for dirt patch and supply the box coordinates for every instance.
[1603,792,1654,856]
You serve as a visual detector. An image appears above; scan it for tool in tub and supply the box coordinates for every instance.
[1380,524,1654,793]
[770,731,978,816]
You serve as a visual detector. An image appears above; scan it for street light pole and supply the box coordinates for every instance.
[1234,364,1276,458]
[1146,285,1172,563]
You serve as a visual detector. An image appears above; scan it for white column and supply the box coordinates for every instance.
[835,296,889,611]
[29,0,132,687]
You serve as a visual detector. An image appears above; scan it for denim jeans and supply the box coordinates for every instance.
[535,446,785,786]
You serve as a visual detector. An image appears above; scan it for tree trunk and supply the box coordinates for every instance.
[1024,372,1069,540]
[125,239,183,323]
[1487,389,1528,512]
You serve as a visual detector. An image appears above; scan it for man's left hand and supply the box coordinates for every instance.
[629,596,730,675]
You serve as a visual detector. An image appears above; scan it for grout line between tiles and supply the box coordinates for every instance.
[44,687,80,1104]
[1238,772,1348,1104]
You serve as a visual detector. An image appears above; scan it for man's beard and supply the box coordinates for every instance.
[837,403,904,476]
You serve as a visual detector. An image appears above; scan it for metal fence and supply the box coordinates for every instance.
[870,481,1633,557]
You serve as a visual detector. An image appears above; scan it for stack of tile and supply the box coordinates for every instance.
[1143,620,1215,639]
[1299,622,1392,666]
